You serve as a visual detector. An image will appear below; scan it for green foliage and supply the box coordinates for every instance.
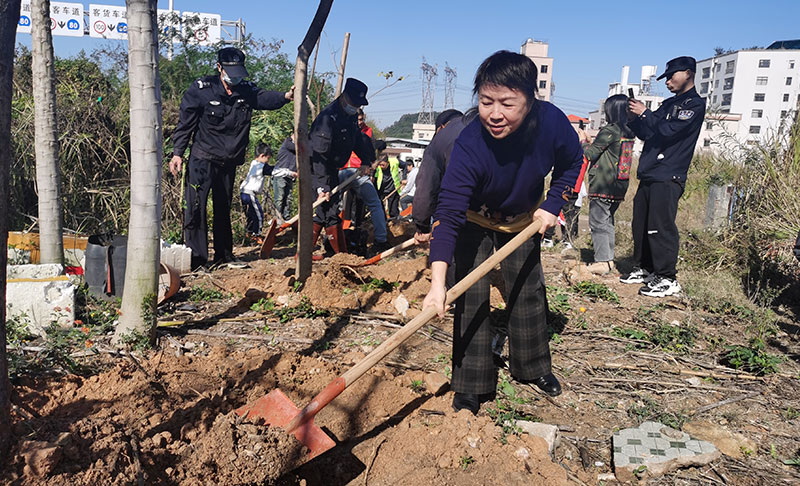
[118,329,151,352]
[189,284,226,302]
[648,322,697,353]
[459,455,475,470]
[546,285,571,314]
[10,34,332,237]
[273,296,329,323]
[722,338,783,375]
[571,281,619,303]
[250,297,275,313]
[6,313,34,346]
[627,396,688,429]
[410,380,425,393]
[612,327,648,341]
[360,278,399,292]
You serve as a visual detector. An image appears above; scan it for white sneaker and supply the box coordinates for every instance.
[561,241,574,251]
[620,267,652,284]
[639,276,681,297]
[542,238,555,248]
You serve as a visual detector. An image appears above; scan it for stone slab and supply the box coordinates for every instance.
[516,421,559,455]
[7,264,75,336]
[613,421,721,481]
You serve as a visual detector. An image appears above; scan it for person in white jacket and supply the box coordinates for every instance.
[239,143,273,242]
[399,160,417,212]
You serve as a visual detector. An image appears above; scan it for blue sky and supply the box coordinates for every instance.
[15,0,800,128]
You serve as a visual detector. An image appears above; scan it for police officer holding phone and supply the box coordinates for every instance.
[170,47,295,269]
[621,56,705,297]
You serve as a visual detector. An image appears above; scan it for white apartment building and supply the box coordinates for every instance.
[521,38,553,102]
[696,41,800,147]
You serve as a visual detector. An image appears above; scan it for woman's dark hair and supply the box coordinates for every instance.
[603,94,634,138]
[473,50,540,140]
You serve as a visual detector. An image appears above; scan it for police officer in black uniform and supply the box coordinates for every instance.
[621,56,705,297]
[308,78,376,257]
[169,47,294,269]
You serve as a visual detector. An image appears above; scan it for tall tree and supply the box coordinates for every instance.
[1,0,23,461]
[294,0,333,281]
[31,0,64,263]
[114,0,162,344]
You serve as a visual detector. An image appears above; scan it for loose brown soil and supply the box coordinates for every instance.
[3,219,800,485]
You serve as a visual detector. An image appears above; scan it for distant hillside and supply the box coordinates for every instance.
[384,112,444,139]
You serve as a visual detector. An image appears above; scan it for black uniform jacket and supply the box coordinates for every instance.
[309,99,375,192]
[629,87,705,183]
[172,75,289,165]
[412,115,469,234]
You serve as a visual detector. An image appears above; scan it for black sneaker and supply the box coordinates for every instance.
[620,267,653,284]
[639,275,681,297]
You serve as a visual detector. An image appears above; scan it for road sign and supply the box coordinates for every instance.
[18,1,84,37]
[181,11,221,46]
[88,3,127,40]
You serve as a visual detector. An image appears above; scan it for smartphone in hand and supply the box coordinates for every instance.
[628,88,635,99]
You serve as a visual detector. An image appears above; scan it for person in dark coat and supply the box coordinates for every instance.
[308,78,376,256]
[422,51,583,414]
[169,47,294,269]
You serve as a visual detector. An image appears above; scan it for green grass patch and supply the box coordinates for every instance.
[359,278,399,292]
[571,281,619,303]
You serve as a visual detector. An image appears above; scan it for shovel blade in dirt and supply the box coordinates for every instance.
[234,388,336,459]
[238,219,543,463]
[259,219,281,258]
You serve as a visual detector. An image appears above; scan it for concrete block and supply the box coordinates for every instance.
[161,241,192,274]
[7,264,75,336]
[516,421,559,455]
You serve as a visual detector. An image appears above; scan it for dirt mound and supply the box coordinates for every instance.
[3,342,566,486]
[357,401,569,486]
[180,412,307,485]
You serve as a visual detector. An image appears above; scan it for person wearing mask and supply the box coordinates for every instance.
[170,47,294,269]
[308,78,375,256]
[422,51,583,414]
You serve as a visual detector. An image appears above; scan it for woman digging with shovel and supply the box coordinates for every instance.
[422,50,584,414]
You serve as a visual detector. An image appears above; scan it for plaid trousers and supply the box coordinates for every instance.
[451,222,552,395]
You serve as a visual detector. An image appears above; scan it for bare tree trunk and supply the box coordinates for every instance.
[0,0,23,462]
[31,0,64,263]
[295,0,333,281]
[115,0,163,344]
[333,32,350,98]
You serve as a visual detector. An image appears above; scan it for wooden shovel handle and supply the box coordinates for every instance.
[285,219,543,433]
[361,237,416,266]
[276,171,361,232]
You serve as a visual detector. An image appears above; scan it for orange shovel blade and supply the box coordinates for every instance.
[259,219,279,259]
[234,389,336,460]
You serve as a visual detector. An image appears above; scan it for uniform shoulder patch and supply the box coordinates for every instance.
[677,110,695,120]
[196,79,208,89]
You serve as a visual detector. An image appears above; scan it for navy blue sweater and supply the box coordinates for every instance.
[430,102,583,264]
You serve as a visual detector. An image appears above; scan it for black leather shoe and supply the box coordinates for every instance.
[529,373,562,397]
[452,392,496,415]
[492,353,508,369]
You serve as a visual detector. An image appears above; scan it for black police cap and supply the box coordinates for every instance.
[657,56,697,80]
[343,78,369,106]
[218,47,249,78]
